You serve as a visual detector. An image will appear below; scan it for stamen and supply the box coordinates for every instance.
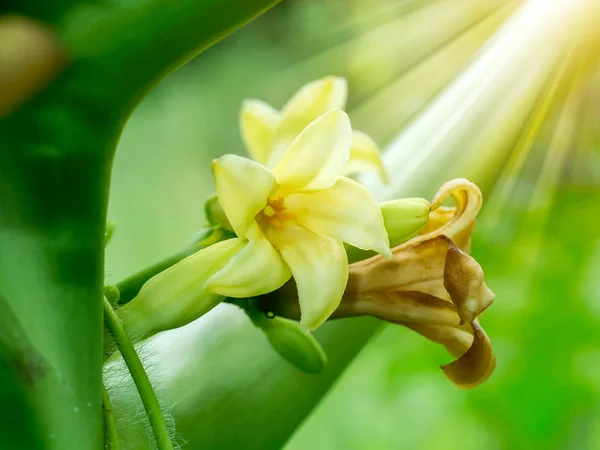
[263,205,276,217]
[256,196,296,228]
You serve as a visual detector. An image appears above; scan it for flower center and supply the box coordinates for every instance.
[256,196,296,228]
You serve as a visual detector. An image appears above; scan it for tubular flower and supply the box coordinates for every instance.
[207,109,390,330]
[240,76,388,182]
[260,179,496,388]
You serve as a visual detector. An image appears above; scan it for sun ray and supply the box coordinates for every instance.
[274,0,515,107]
[480,45,574,233]
[520,46,590,245]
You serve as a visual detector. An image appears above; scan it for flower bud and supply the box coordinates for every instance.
[379,198,430,247]
[246,307,327,374]
[118,238,245,341]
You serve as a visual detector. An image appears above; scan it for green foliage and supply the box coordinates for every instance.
[0,1,279,448]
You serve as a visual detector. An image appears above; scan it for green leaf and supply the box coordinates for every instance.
[0,294,44,450]
[0,0,281,448]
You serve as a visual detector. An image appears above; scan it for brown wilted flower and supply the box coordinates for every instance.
[260,178,496,389]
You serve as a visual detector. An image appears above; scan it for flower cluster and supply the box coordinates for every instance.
[119,77,496,387]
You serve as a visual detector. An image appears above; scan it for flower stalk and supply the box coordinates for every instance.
[103,297,174,450]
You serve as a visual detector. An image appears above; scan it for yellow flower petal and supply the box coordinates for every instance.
[204,223,291,297]
[273,109,352,192]
[278,76,347,140]
[240,99,280,165]
[267,223,349,330]
[212,154,276,238]
[285,177,390,257]
[345,130,389,183]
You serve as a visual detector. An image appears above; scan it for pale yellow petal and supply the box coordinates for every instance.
[204,223,291,297]
[240,99,281,165]
[267,223,349,330]
[345,130,388,183]
[266,77,348,168]
[278,76,347,138]
[273,109,352,192]
[285,177,390,257]
[212,154,276,238]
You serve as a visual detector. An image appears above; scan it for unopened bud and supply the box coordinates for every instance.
[247,308,326,374]
[380,198,430,247]
[118,237,245,340]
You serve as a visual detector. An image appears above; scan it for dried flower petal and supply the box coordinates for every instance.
[440,321,496,389]
[444,242,494,325]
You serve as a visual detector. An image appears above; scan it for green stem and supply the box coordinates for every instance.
[102,384,121,450]
[103,297,173,450]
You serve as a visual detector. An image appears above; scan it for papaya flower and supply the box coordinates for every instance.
[260,179,496,388]
[241,76,388,182]
[207,108,390,330]
[120,109,391,336]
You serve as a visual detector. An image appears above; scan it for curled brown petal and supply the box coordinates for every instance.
[444,241,494,325]
[343,235,494,389]
[440,321,495,389]
[403,320,495,388]
[419,179,482,252]
[428,178,482,240]
[422,206,474,253]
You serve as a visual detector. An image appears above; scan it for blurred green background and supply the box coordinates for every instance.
[106,0,600,448]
